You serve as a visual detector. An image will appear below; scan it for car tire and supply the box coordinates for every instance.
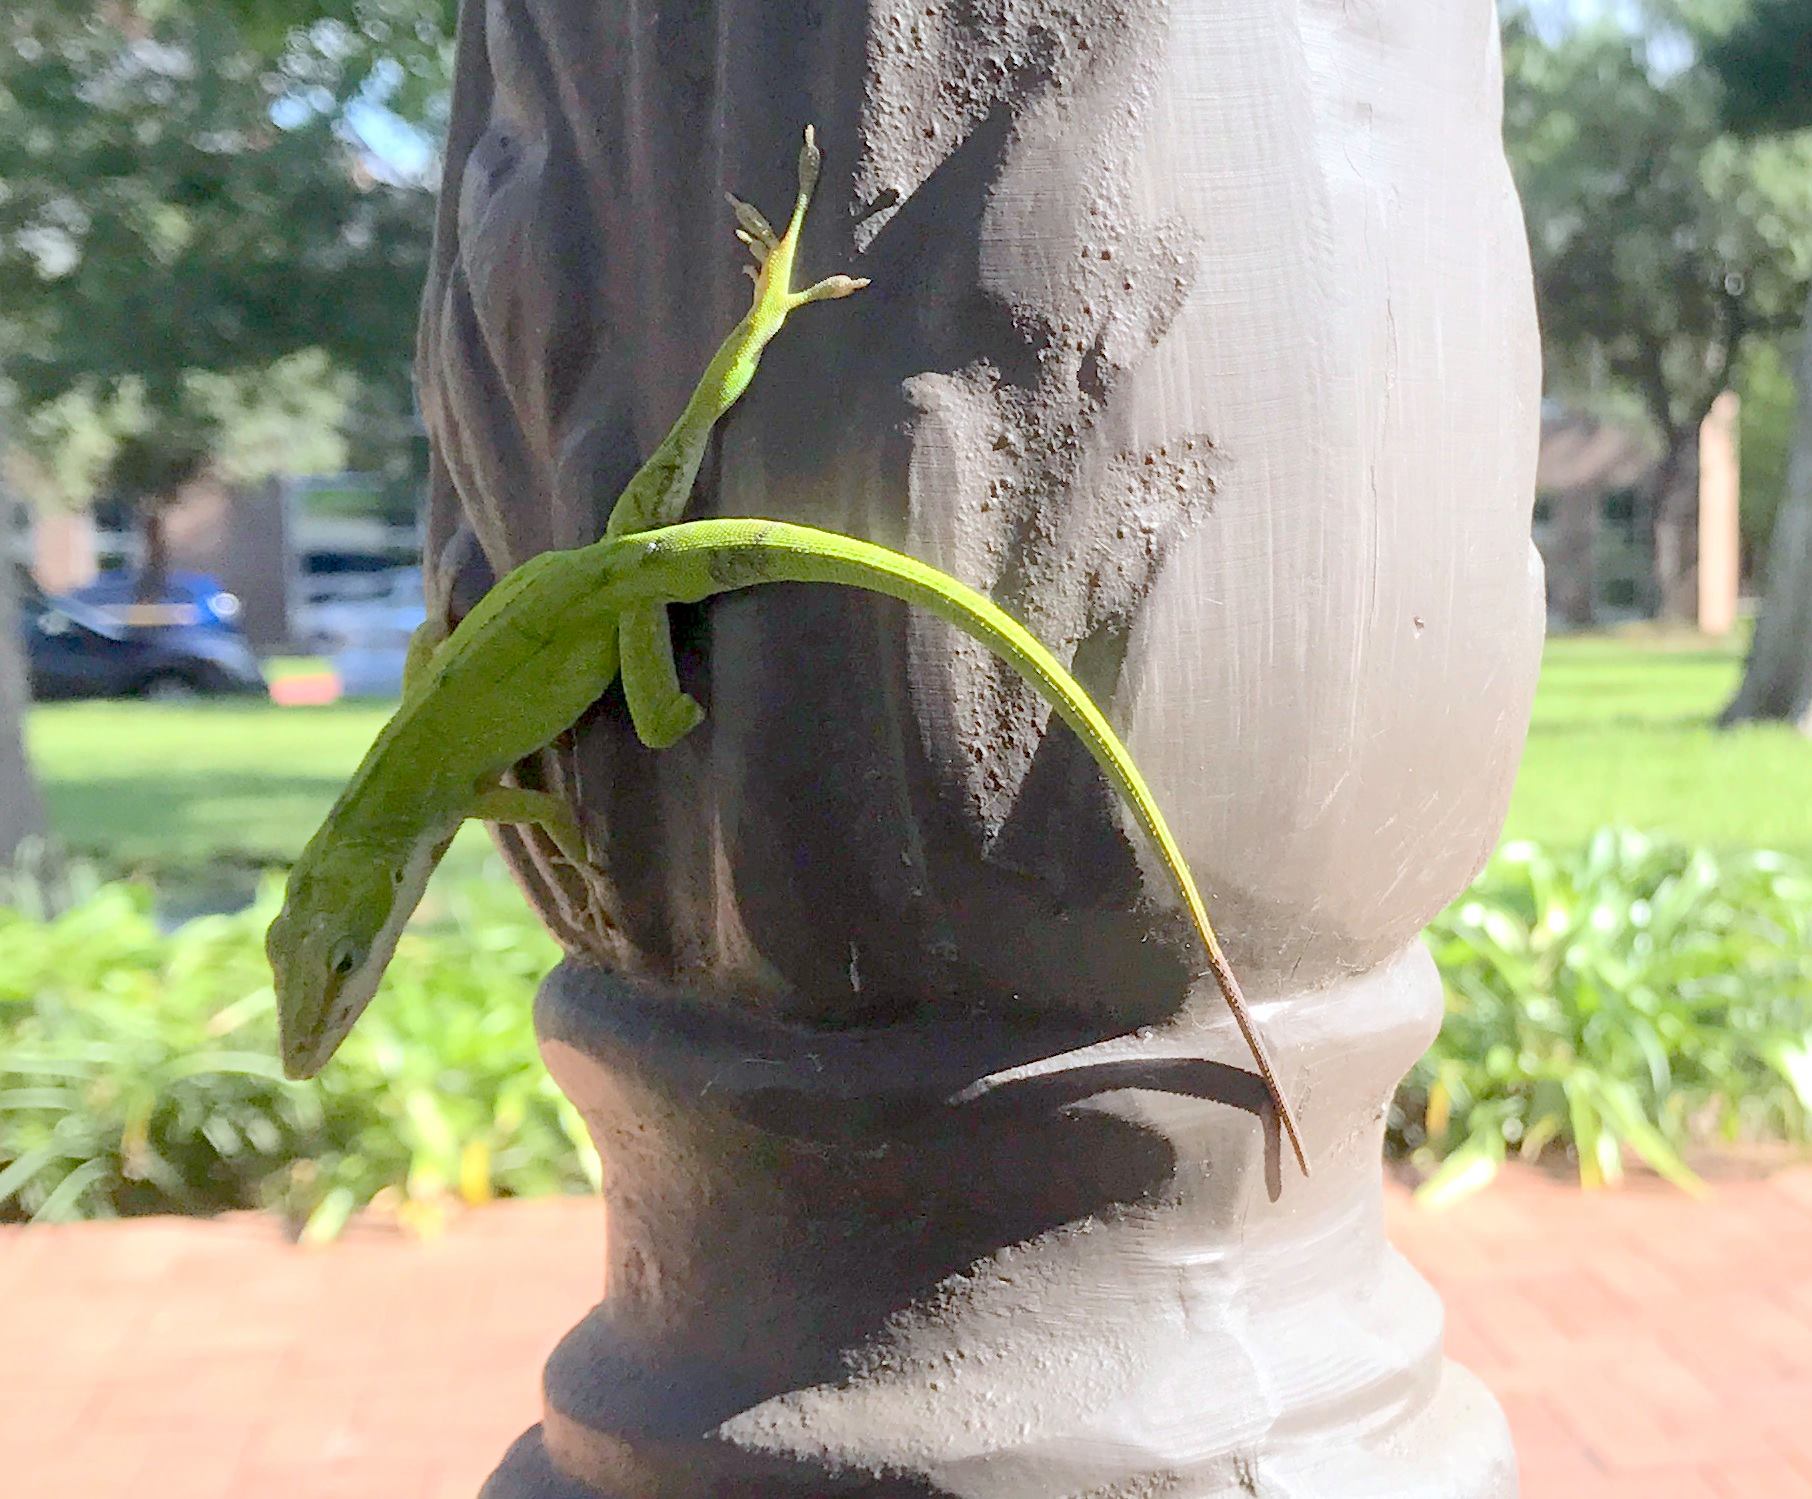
[139,671,203,702]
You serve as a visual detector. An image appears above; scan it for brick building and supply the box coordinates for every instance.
[1533,397,1740,632]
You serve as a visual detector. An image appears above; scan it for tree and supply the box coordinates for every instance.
[0,523,45,867]
[0,0,439,585]
[1705,0,1812,136]
[1711,0,1812,730]
[1503,8,1812,619]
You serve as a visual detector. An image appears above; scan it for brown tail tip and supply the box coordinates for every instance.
[1281,1109,1311,1177]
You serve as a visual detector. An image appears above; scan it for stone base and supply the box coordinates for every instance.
[475,943,1517,1498]
[485,1365,1514,1499]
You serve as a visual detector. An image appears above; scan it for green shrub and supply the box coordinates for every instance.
[5,831,1809,1234]
[1393,831,1812,1205]
[0,872,596,1241]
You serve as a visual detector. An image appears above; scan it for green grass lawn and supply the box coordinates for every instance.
[24,697,494,906]
[1503,633,1812,857]
[22,630,1812,888]
[27,700,393,871]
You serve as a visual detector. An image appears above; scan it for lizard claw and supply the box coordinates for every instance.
[797,123,822,202]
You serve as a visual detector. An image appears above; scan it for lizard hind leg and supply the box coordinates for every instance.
[467,783,589,866]
[618,602,705,750]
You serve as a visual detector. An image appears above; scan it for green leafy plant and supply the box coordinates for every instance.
[0,870,596,1241]
[8,831,1809,1235]
[1393,831,1812,1206]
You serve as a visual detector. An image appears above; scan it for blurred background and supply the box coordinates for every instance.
[0,0,1808,1238]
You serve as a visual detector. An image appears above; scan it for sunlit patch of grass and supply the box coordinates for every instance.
[1503,632,1812,858]
[24,630,1812,890]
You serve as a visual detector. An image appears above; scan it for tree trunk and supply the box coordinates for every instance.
[137,506,169,599]
[0,543,46,865]
[419,3,1540,1494]
[1651,433,1702,623]
[1722,283,1812,732]
[1549,486,1600,629]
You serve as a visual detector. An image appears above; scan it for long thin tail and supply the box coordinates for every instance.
[619,517,1310,1175]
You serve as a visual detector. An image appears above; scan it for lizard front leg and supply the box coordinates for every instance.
[618,602,704,749]
[468,783,589,865]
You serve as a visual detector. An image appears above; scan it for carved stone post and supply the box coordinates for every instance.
[418,3,1541,1494]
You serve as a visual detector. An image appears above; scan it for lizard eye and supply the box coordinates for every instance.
[329,941,365,978]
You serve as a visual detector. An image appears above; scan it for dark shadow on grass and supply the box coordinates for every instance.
[45,769,351,871]
[1530,715,1729,735]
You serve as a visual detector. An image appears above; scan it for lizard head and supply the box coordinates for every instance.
[268,841,433,1080]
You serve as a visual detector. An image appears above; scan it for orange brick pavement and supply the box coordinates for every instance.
[3,1165,1811,1497]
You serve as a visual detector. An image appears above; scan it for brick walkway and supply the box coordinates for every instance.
[4,1166,1811,1497]
[1385,1164,1812,1497]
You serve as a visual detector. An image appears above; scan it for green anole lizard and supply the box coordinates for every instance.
[267,129,1309,1177]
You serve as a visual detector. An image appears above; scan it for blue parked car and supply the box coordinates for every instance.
[69,569,246,634]
[20,578,267,701]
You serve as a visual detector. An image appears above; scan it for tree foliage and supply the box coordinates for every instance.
[1502,6,1812,616]
[1505,12,1812,445]
[0,0,443,533]
[1705,0,1812,135]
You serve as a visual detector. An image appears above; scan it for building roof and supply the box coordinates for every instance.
[1537,410,1658,494]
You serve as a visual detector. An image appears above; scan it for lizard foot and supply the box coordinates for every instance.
[732,126,869,322]
[633,689,705,751]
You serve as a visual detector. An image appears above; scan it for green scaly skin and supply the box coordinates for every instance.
[267,131,1309,1178]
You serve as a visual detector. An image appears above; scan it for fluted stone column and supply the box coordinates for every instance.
[417,3,1541,1494]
